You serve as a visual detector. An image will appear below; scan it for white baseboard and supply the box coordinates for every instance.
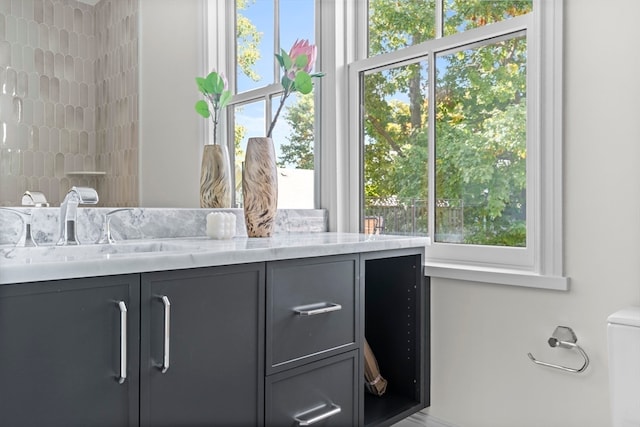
[392,410,459,427]
[425,414,459,427]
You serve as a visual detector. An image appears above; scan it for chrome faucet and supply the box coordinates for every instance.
[57,186,99,245]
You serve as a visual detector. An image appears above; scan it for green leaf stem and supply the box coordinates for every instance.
[195,77,209,94]
[281,49,293,70]
[294,71,313,94]
[195,100,211,118]
[281,75,293,91]
[219,90,232,110]
[208,72,225,94]
[275,53,285,68]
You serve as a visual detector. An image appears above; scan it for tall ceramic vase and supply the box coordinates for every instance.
[200,144,232,208]
[242,137,278,237]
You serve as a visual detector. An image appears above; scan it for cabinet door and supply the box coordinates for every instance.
[140,264,265,427]
[0,275,140,427]
[266,351,358,426]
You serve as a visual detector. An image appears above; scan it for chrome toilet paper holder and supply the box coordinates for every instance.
[527,326,589,373]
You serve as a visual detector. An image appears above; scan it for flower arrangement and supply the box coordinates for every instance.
[195,70,232,145]
[268,39,324,137]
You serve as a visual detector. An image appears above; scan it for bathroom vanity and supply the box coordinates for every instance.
[0,233,429,427]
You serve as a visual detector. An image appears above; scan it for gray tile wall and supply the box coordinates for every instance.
[0,0,138,207]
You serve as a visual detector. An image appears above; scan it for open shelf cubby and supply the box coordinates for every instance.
[363,251,430,427]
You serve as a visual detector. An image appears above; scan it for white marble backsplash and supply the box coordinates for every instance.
[0,208,328,246]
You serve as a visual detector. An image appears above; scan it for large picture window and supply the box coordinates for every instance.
[360,1,531,242]
[353,0,566,288]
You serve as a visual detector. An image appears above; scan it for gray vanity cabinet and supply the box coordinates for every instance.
[0,275,140,427]
[140,264,265,427]
[0,245,428,427]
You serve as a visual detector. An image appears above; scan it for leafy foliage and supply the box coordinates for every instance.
[279,92,315,169]
[194,71,231,145]
[362,0,531,246]
[368,0,436,53]
[444,0,532,35]
[236,0,262,82]
[435,36,527,246]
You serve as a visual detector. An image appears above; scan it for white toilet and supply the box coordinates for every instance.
[608,306,640,427]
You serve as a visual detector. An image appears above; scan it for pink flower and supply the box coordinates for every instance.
[288,39,317,73]
[268,39,323,137]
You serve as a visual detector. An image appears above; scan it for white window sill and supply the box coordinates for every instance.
[424,261,569,291]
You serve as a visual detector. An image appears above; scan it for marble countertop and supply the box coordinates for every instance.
[0,233,428,285]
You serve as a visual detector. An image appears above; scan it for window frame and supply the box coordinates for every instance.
[348,0,567,290]
[427,22,533,269]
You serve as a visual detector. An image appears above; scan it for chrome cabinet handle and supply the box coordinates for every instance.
[159,295,171,373]
[293,302,342,316]
[117,301,127,384]
[294,403,342,426]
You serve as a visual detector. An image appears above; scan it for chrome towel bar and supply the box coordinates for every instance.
[527,326,589,373]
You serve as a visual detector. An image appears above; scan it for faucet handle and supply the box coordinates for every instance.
[0,208,37,247]
[22,191,49,207]
[72,186,99,204]
[96,208,133,244]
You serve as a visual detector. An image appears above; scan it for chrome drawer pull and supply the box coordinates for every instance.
[293,302,342,316]
[294,403,342,426]
[159,295,171,373]
[117,301,127,384]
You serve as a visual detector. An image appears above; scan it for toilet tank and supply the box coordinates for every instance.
[608,307,640,427]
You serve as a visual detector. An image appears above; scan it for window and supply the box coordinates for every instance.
[351,0,566,289]
[362,60,430,236]
[434,33,527,248]
[208,0,317,209]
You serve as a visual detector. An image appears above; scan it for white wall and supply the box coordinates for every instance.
[139,0,204,207]
[425,1,640,426]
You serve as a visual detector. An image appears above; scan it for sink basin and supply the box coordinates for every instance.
[0,241,201,263]
[90,242,196,255]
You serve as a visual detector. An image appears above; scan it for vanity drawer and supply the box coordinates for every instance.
[266,255,359,371]
[266,351,358,427]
